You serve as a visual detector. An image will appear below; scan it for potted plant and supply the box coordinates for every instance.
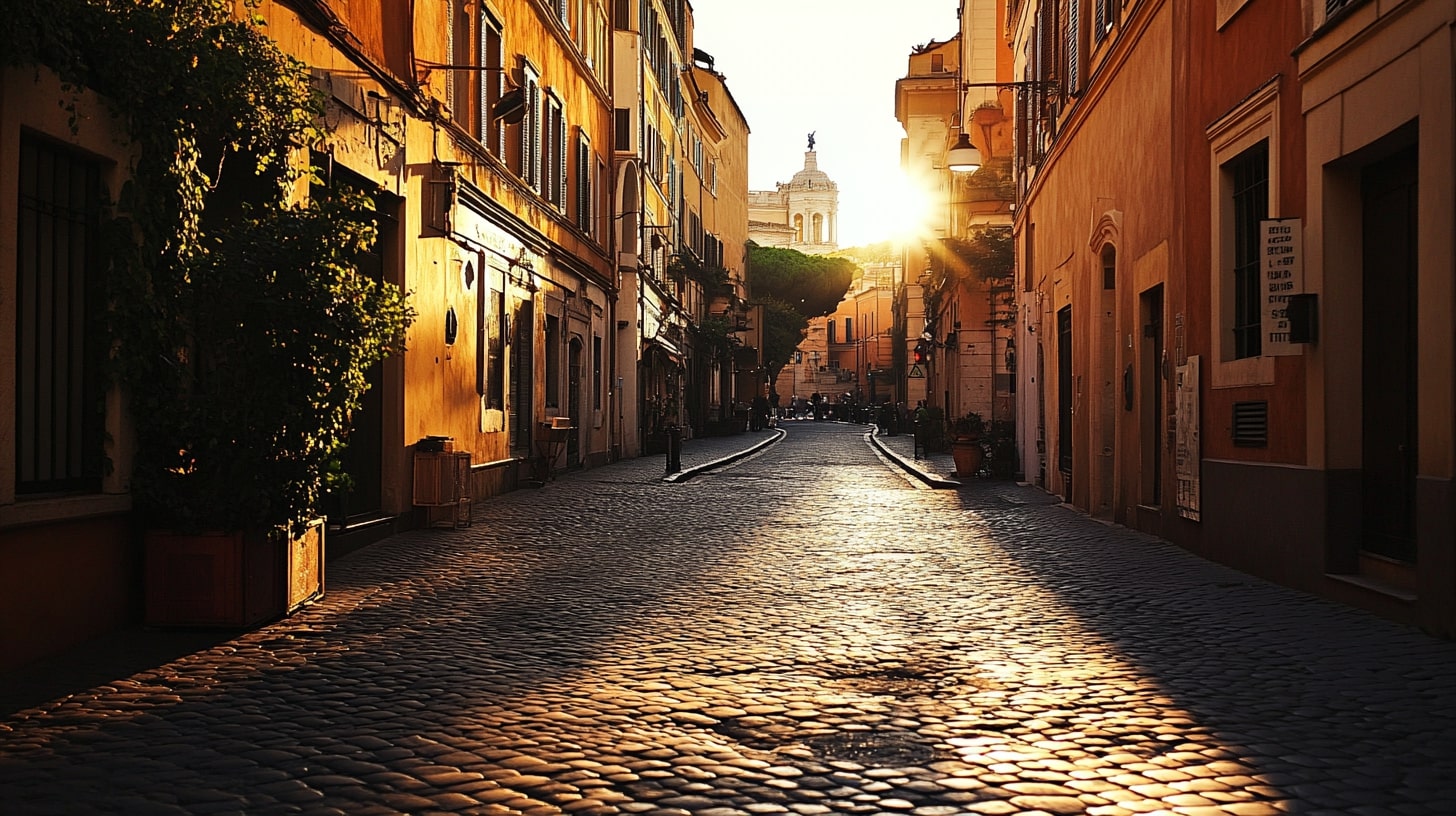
[20,2,415,625]
[131,190,413,627]
[914,405,948,454]
[948,411,986,478]
[987,419,1019,480]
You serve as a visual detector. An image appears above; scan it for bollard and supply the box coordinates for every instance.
[666,425,682,474]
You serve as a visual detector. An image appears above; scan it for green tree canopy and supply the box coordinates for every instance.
[746,244,856,318]
[928,226,1013,286]
[758,298,810,380]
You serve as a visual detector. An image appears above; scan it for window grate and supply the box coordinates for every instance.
[1230,140,1268,359]
[16,135,105,494]
[1232,401,1268,447]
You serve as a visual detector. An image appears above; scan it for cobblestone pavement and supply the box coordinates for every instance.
[3,420,1455,816]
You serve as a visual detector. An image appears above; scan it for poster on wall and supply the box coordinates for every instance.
[1175,355,1201,522]
[1260,218,1304,356]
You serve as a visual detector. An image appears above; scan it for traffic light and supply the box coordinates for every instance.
[913,341,927,364]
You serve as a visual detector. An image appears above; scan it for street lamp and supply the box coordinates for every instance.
[947,133,982,174]
[951,79,1060,175]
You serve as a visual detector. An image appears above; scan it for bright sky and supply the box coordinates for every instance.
[689,0,959,248]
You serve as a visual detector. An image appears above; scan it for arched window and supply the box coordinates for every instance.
[793,214,804,242]
[812,213,824,243]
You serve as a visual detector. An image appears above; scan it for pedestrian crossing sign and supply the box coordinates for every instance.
[909,364,925,379]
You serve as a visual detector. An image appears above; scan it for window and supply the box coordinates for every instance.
[544,93,566,208]
[479,276,505,412]
[827,320,836,344]
[520,65,542,191]
[1207,79,1279,385]
[15,135,105,494]
[1095,0,1119,43]
[450,0,475,128]
[614,108,631,151]
[574,130,593,233]
[1230,140,1268,360]
[1065,0,1083,95]
[480,9,504,156]
[844,317,853,343]
[545,314,561,408]
[1102,245,1116,290]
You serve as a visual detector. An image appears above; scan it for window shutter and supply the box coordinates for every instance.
[521,82,533,187]
[557,109,568,208]
[1039,2,1057,88]
[529,80,541,190]
[1066,0,1081,95]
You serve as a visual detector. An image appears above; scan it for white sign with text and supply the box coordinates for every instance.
[1260,219,1303,356]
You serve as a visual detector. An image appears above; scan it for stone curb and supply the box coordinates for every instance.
[662,427,786,482]
[867,428,962,489]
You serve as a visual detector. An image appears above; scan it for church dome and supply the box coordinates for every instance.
[788,151,837,192]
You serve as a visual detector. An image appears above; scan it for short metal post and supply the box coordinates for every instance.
[666,425,682,474]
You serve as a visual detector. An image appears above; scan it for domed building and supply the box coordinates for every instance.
[748,139,839,255]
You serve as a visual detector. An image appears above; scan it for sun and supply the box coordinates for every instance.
[878,172,935,243]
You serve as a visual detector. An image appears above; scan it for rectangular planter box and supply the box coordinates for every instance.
[144,518,325,628]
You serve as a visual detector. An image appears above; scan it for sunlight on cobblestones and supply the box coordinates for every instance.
[2,424,1453,814]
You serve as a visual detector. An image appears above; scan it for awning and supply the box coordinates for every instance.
[643,337,684,367]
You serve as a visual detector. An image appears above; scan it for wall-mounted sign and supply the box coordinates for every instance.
[1175,355,1201,522]
[1260,218,1303,356]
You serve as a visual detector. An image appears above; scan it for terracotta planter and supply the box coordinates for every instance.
[144,518,324,628]
[950,438,985,478]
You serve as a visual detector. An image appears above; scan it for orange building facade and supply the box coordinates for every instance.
[896,2,1018,437]
[0,0,754,673]
[1005,0,1456,633]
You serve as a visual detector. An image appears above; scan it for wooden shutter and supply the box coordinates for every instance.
[1066,0,1080,95]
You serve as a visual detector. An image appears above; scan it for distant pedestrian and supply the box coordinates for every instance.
[913,401,929,459]
[750,394,770,431]
[878,401,897,435]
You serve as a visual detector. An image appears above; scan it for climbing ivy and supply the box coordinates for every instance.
[5,0,414,533]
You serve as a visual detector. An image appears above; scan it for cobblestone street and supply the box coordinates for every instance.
[3,421,1454,815]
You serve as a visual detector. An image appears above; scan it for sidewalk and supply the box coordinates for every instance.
[865,423,964,488]
[0,426,929,717]
[665,426,783,482]
[0,429,785,717]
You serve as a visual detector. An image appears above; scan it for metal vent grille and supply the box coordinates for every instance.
[1232,401,1268,447]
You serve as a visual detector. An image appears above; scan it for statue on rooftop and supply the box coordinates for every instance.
[807,131,816,151]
